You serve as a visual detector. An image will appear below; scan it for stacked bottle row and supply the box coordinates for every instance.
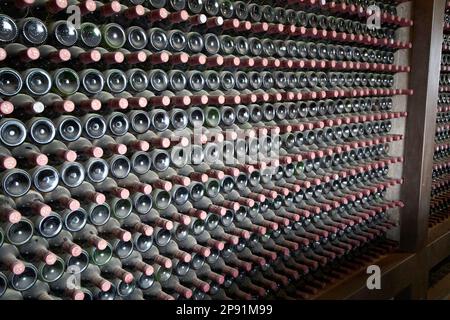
[0,0,410,300]
[430,5,450,228]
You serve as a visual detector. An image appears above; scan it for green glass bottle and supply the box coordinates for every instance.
[89,242,113,266]
[204,106,221,127]
[101,23,126,50]
[52,68,80,96]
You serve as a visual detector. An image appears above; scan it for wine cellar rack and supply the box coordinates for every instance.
[425,0,450,299]
[0,0,449,300]
[430,2,450,244]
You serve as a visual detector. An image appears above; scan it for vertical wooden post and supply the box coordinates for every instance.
[401,0,445,252]
[400,0,446,299]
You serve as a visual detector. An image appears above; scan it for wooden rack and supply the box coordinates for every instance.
[311,0,450,300]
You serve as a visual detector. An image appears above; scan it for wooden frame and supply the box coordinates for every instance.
[312,0,450,300]
[401,0,445,253]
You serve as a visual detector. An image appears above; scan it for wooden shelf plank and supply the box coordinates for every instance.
[314,253,417,299]
[428,215,450,244]
[427,228,450,269]
[428,272,450,299]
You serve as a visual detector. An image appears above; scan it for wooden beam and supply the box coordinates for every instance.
[428,229,450,269]
[401,0,445,252]
[428,215,450,244]
[314,253,417,299]
[428,271,450,299]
